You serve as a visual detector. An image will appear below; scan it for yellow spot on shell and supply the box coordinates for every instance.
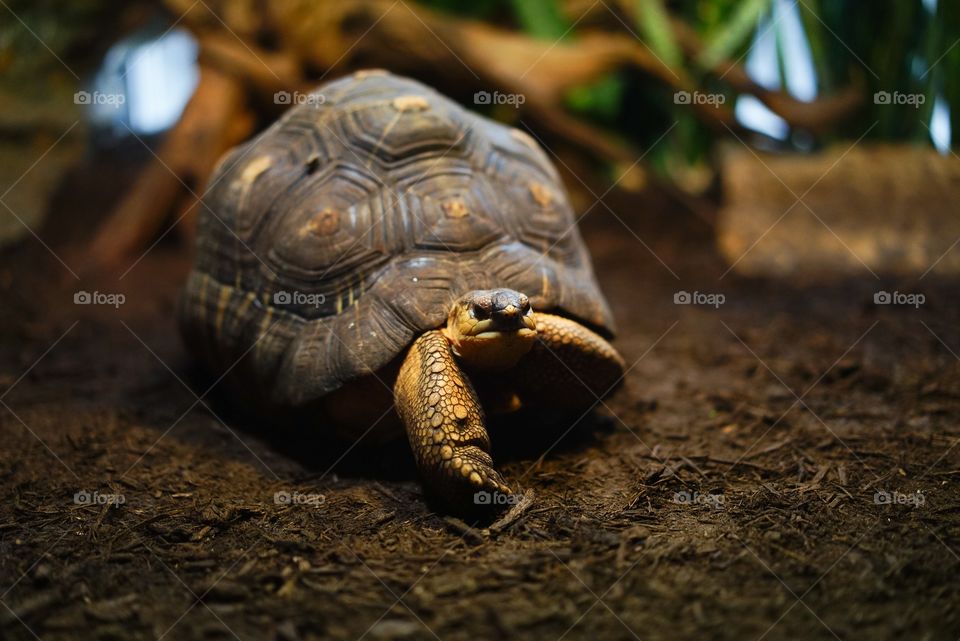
[355,69,388,79]
[529,181,552,207]
[299,208,339,238]
[214,284,231,337]
[256,307,273,360]
[240,155,272,185]
[234,291,255,323]
[235,155,273,209]
[392,95,430,112]
[442,199,469,219]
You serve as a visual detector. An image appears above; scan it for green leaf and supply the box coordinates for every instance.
[797,0,832,91]
[565,72,625,121]
[697,0,770,69]
[635,0,683,67]
[510,0,570,40]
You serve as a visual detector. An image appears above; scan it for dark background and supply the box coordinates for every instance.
[1,1,959,640]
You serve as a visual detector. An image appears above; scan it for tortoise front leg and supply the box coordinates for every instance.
[514,313,626,416]
[395,330,511,510]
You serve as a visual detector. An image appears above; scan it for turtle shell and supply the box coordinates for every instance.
[180,70,615,408]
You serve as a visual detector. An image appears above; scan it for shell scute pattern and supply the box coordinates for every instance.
[181,71,614,409]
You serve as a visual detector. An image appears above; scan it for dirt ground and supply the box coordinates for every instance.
[2,154,959,641]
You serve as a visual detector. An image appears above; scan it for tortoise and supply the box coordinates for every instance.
[180,70,625,511]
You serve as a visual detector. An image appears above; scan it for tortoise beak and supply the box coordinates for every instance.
[489,305,534,331]
[469,308,537,336]
[486,289,534,331]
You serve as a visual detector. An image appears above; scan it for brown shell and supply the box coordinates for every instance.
[180,70,615,408]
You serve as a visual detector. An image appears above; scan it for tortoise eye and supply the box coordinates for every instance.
[469,303,489,320]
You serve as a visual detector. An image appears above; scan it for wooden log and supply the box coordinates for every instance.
[88,63,252,271]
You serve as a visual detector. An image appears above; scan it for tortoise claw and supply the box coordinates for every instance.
[432,445,513,515]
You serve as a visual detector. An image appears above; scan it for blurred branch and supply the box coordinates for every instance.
[196,32,304,97]
[677,19,866,135]
[607,1,865,134]
[89,63,252,269]
[90,0,867,268]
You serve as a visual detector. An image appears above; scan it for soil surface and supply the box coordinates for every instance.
[2,156,959,641]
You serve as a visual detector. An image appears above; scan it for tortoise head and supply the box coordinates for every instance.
[443,289,538,371]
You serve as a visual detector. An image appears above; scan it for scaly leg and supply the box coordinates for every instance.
[395,330,511,510]
[513,313,626,417]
